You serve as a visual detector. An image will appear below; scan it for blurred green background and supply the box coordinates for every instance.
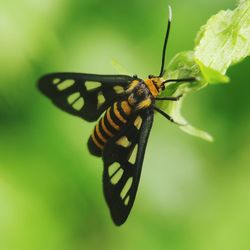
[0,0,250,250]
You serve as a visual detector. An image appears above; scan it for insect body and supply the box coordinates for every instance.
[88,77,160,157]
[38,6,195,225]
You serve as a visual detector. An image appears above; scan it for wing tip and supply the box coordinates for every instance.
[111,213,128,226]
[37,74,50,93]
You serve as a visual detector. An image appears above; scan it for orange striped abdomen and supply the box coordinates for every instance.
[88,101,132,157]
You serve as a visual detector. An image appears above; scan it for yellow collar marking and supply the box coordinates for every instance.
[144,79,159,97]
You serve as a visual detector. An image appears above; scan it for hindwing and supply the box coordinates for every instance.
[38,73,136,121]
[102,108,154,225]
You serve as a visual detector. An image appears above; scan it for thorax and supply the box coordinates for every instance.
[126,79,159,110]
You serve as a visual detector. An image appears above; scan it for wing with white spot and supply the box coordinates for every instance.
[38,73,135,121]
[103,108,154,225]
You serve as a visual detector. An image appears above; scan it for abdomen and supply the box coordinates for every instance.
[88,100,132,157]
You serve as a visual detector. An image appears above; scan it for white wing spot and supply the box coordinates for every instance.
[111,168,124,185]
[67,92,80,104]
[85,81,101,91]
[108,162,120,177]
[120,177,133,199]
[53,78,60,84]
[72,97,84,111]
[57,79,75,90]
[124,196,130,206]
[113,85,124,94]
[128,144,138,165]
[116,136,131,148]
[134,116,142,130]
[97,91,105,109]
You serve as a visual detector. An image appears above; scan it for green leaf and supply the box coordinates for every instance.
[194,0,250,82]
[195,59,230,84]
[179,124,214,142]
[113,1,249,142]
[157,51,214,142]
[157,1,249,141]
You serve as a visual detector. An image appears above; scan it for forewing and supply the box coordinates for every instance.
[38,73,134,121]
[103,108,154,225]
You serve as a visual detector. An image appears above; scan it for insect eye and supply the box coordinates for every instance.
[161,85,165,91]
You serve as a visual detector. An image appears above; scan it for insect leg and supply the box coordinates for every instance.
[154,106,186,126]
[162,77,196,84]
[155,94,183,101]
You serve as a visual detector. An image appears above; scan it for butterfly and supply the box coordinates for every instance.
[38,6,195,225]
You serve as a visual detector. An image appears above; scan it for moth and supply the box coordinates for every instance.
[38,6,195,225]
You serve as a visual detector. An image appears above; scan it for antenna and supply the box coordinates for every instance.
[159,5,172,77]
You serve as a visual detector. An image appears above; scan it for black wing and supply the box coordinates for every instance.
[102,108,154,225]
[38,73,136,122]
